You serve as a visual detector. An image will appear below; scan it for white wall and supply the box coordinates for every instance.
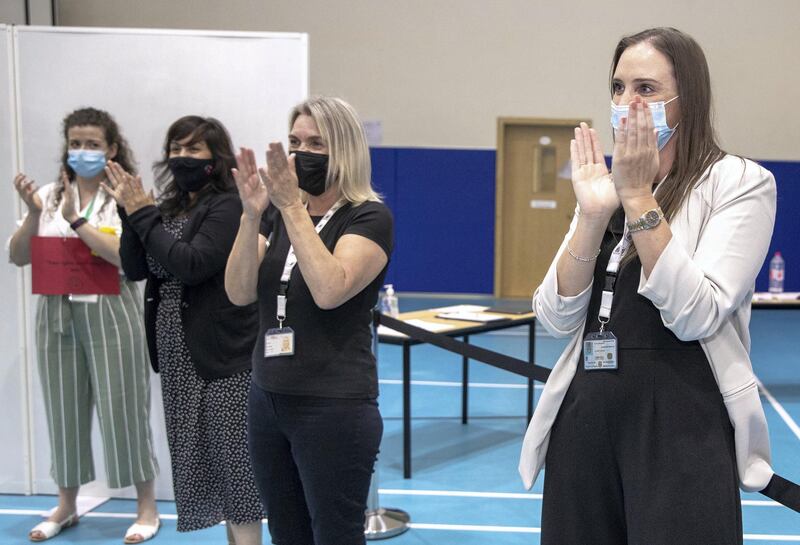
[1,25,308,499]
[56,0,800,160]
[0,25,31,495]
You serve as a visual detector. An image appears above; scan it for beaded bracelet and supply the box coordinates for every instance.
[567,243,600,262]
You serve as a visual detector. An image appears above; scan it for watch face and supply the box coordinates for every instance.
[644,209,661,226]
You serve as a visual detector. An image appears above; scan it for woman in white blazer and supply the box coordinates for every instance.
[519,27,779,544]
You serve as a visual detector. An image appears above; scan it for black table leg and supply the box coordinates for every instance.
[403,342,411,479]
[527,320,536,423]
[462,335,469,424]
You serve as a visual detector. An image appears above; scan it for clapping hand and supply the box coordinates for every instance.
[59,169,82,223]
[263,142,302,211]
[102,161,155,215]
[232,147,270,220]
[570,122,619,221]
[13,172,43,215]
[611,96,660,202]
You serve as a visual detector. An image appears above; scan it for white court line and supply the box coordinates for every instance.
[742,499,782,507]
[380,488,542,499]
[405,523,800,540]
[379,489,782,507]
[379,379,543,389]
[1,508,797,539]
[756,377,800,442]
[408,522,540,533]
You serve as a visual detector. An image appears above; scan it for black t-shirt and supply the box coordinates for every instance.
[253,200,394,399]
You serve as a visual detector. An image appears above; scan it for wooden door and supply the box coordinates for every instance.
[494,118,588,298]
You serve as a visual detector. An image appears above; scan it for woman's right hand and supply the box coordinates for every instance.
[232,147,270,221]
[570,122,619,221]
[13,173,43,214]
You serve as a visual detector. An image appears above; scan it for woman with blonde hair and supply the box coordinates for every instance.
[226,96,393,544]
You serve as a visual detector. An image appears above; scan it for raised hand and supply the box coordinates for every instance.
[263,142,302,211]
[611,96,660,202]
[13,172,43,214]
[570,122,619,220]
[232,147,270,220]
[102,161,154,215]
[59,169,81,223]
[102,161,133,208]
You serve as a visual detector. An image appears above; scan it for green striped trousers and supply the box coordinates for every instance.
[35,280,159,489]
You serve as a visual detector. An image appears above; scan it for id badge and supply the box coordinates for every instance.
[264,327,295,358]
[583,331,618,370]
[68,294,99,304]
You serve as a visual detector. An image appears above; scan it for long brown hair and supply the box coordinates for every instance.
[611,28,726,264]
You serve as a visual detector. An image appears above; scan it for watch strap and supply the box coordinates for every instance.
[626,207,664,233]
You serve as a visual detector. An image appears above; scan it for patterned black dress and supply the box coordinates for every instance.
[148,215,264,532]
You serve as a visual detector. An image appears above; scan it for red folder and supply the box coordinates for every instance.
[30,236,120,295]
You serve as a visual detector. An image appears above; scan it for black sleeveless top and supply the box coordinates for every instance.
[581,207,703,353]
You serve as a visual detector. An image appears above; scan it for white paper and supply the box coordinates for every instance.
[436,311,508,323]
[432,304,488,313]
[752,292,800,302]
[378,319,455,338]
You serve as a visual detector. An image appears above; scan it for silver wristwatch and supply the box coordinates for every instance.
[626,207,664,233]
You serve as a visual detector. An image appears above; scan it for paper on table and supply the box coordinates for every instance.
[436,311,509,323]
[378,319,455,338]
[431,304,489,313]
[752,292,800,302]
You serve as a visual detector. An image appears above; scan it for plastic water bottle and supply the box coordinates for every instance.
[379,284,400,317]
[769,252,785,294]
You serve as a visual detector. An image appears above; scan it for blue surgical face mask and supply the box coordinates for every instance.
[610,96,679,150]
[67,149,107,179]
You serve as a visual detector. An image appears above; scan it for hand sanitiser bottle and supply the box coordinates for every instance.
[380,284,400,317]
[769,252,785,294]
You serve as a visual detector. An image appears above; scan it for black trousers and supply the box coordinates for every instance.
[247,383,382,545]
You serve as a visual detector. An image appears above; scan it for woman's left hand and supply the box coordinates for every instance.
[262,142,302,211]
[59,169,80,224]
[611,96,660,203]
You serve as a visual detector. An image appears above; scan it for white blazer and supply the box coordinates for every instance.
[519,155,777,493]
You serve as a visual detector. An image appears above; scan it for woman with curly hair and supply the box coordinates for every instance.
[9,107,159,544]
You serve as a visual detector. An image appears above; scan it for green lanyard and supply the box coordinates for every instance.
[81,192,98,220]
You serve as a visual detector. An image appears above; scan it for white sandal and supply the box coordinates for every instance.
[29,512,79,542]
[124,518,161,544]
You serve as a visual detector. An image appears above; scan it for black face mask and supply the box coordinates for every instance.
[168,157,214,192]
[293,151,329,196]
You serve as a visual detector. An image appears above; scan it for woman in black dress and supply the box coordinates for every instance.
[105,116,263,544]
[520,28,779,544]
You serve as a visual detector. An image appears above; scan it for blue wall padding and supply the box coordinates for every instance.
[370,148,799,294]
[758,160,800,292]
[369,147,397,286]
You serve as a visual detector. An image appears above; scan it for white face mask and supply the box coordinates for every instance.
[610,96,679,150]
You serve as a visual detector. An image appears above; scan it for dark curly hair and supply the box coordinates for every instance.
[153,116,237,217]
[48,107,137,218]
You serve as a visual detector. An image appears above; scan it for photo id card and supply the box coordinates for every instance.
[265,327,295,358]
[583,331,618,370]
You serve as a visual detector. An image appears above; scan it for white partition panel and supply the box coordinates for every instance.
[8,25,308,499]
[0,24,31,495]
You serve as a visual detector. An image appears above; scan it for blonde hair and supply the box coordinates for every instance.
[289,96,381,205]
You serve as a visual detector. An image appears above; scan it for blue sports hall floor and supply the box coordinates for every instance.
[2,294,799,544]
